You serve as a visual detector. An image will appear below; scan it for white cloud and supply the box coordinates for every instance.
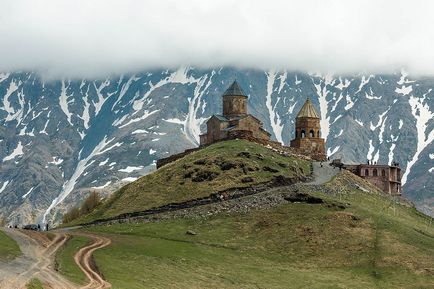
[1,0,434,78]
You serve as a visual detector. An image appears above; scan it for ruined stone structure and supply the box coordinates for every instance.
[290,98,326,160]
[199,81,271,146]
[344,163,402,195]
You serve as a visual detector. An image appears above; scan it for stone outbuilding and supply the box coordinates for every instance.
[345,163,402,195]
[290,98,326,160]
[199,81,271,146]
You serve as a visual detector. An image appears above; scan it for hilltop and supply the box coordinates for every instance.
[74,140,311,224]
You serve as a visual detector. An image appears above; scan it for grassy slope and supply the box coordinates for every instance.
[77,140,310,223]
[84,171,434,289]
[0,230,21,261]
[26,279,44,289]
[55,235,89,285]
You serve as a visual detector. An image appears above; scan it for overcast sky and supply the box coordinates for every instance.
[0,0,433,78]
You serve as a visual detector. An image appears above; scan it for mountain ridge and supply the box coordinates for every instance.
[0,67,433,224]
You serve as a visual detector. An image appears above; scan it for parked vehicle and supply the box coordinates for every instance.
[23,224,39,231]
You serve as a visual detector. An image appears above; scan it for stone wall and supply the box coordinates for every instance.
[156,148,201,169]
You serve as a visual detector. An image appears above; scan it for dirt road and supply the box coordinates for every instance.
[73,233,112,289]
[0,228,111,289]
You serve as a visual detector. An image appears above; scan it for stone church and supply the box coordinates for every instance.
[199,81,271,145]
[200,80,326,160]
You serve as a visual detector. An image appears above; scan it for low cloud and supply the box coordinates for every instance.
[0,0,433,78]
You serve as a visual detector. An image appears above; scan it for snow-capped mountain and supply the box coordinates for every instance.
[0,67,433,224]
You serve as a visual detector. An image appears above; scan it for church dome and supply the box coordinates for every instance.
[223,80,247,97]
[296,98,320,118]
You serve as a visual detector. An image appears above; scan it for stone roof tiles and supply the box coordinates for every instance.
[223,80,247,97]
[296,97,320,118]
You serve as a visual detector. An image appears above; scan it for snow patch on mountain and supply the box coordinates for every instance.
[22,187,34,199]
[183,71,214,145]
[131,129,149,135]
[164,118,184,125]
[93,79,111,116]
[370,108,390,131]
[49,157,64,165]
[336,77,350,90]
[0,181,10,194]
[327,145,340,157]
[118,166,144,173]
[367,140,375,161]
[402,95,434,184]
[92,181,112,189]
[313,75,333,141]
[118,109,159,128]
[2,81,19,116]
[388,143,396,165]
[59,80,73,125]
[354,119,364,126]
[3,141,24,161]
[0,73,10,83]
[265,70,284,144]
[99,158,109,166]
[122,177,138,182]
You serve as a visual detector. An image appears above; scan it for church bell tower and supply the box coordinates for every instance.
[290,98,326,160]
[222,80,248,117]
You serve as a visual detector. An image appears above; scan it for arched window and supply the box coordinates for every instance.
[317,130,321,137]
[301,130,306,138]
[373,169,378,177]
[365,169,369,176]
[382,169,386,177]
[309,129,315,137]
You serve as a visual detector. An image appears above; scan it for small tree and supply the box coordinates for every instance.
[62,207,80,223]
[79,191,101,216]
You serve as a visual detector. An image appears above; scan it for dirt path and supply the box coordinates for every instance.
[72,234,112,289]
[0,228,111,289]
[306,161,339,185]
[0,228,76,289]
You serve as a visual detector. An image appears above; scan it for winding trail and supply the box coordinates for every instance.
[0,228,111,289]
[73,234,112,289]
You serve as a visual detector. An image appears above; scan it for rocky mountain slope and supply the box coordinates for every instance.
[0,68,433,224]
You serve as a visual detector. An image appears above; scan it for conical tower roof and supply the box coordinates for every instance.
[296,98,320,118]
[223,80,247,97]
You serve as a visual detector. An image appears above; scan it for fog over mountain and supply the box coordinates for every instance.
[1,0,434,78]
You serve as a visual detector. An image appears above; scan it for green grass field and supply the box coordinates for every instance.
[26,278,44,289]
[74,140,310,225]
[55,235,89,285]
[82,172,434,289]
[0,230,21,261]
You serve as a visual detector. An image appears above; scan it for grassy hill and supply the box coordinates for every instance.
[0,230,21,261]
[75,140,310,224]
[57,140,434,288]
[72,170,434,289]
